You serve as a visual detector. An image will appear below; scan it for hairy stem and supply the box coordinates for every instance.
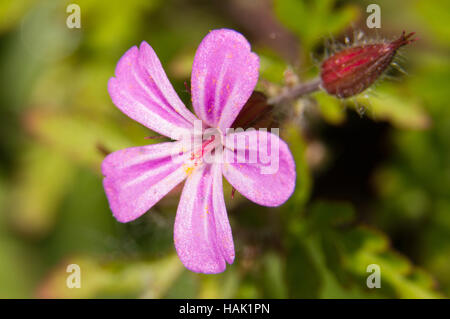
[268,78,322,105]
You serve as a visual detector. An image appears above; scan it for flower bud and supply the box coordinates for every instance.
[320,31,416,98]
[231,91,274,129]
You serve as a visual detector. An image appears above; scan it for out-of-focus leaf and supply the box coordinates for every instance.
[198,276,221,299]
[0,0,81,112]
[308,201,443,298]
[261,252,288,298]
[37,254,183,298]
[29,61,114,115]
[0,237,34,298]
[343,239,442,299]
[216,267,241,299]
[25,109,145,170]
[45,167,124,260]
[284,123,311,211]
[164,270,199,298]
[373,166,430,222]
[286,238,322,298]
[168,48,196,80]
[306,234,384,299]
[173,267,241,298]
[77,0,161,52]
[0,174,5,228]
[274,0,359,52]
[0,175,34,297]
[258,50,289,84]
[353,85,431,130]
[7,144,74,236]
[409,52,450,113]
[314,92,346,125]
[20,0,82,63]
[309,201,355,229]
[414,0,450,48]
[319,233,352,286]
[368,47,450,296]
[235,280,261,299]
[0,0,34,34]
[421,200,450,295]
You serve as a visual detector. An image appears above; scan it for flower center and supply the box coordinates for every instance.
[181,127,224,177]
[190,135,216,162]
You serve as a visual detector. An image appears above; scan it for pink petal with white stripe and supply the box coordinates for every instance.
[222,130,296,207]
[102,142,189,223]
[190,29,259,131]
[108,42,197,140]
[174,163,234,274]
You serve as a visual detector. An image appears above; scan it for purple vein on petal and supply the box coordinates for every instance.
[102,142,189,223]
[174,163,234,274]
[190,29,260,131]
[108,44,197,140]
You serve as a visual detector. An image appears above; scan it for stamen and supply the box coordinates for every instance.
[190,135,216,161]
[144,135,166,140]
[201,135,215,157]
[184,81,191,95]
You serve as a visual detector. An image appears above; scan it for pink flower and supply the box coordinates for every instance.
[102,29,296,274]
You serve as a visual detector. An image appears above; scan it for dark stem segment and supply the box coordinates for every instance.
[268,78,322,105]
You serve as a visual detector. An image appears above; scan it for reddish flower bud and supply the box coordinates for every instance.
[320,31,416,98]
[231,91,274,129]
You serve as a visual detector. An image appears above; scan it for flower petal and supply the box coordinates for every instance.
[191,29,259,131]
[222,130,296,206]
[108,42,197,140]
[174,163,234,274]
[102,141,189,223]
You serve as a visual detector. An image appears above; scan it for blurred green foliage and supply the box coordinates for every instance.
[274,0,359,56]
[0,0,449,298]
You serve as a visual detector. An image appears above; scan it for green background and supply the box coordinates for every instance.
[0,0,449,298]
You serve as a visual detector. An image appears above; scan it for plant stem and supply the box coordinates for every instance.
[268,78,322,105]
